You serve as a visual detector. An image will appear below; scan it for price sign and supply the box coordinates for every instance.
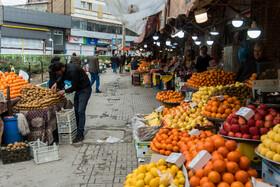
[189,102,197,108]
[236,107,255,120]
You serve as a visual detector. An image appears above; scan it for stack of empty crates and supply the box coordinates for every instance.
[56,108,77,144]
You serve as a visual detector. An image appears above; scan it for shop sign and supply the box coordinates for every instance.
[96,47,108,51]
[68,36,83,44]
[86,38,98,45]
[98,39,110,45]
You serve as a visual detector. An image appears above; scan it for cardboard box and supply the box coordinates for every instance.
[261,159,280,186]
[165,153,187,168]
[188,129,200,136]
[134,139,154,157]
[251,177,274,187]
[150,154,189,187]
[188,150,212,172]
[236,107,255,121]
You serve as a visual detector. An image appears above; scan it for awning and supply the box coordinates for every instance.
[122,47,134,50]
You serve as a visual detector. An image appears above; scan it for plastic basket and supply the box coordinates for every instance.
[32,143,60,164]
[57,118,77,133]
[56,108,75,123]
[59,129,77,144]
[256,62,280,79]
[29,139,47,157]
[1,146,31,164]
[254,90,280,104]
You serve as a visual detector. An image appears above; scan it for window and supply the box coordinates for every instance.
[54,30,63,45]
[72,18,81,29]
[87,3,92,10]
[81,1,86,9]
[81,1,92,10]
[46,32,52,46]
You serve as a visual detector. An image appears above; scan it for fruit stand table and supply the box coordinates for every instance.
[15,99,73,144]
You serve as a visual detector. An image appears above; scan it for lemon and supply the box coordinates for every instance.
[173,178,180,186]
[137,173,145,180]
[144,174,153,185]
[167,168,176,178]
[135,179,145,187]
[260,147,270,156]
[137,165,146,175]
[167,163,173,168]
[130,178,137,186]
[149,177,159,187]
[159,184,166,187]
[266,151,276,159]
[146,163,157,172]
[179,177,185,184]
[157,158,166,166]
[151,167,159,177]
[177,171,183,176]
[273,153,280,162]
[158,165,167,171]
[126,174,133,179]
[171,165,179,174]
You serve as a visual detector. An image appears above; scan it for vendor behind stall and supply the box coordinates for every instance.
[195,45,213,72]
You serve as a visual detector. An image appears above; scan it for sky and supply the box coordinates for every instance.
[1,0,27,5]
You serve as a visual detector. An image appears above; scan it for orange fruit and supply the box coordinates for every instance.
[247,168,258,178]
[218,182,230,187]
[231,181,244,187]
[204,141,215,153]
[212,154,224,162]
[211,106,218,113]
[222,113,228,119]
[204,165,213,176]
[239,156,250,170]
[188,170,195,178]
[208,171,221,184]
[225,109,232,115]
[196,168,205,178]
[165,150,172,156]
[225,141,237,151]
[159,150,165,155]
[227,98,233,103]
[222,173,235,184]
[235,170,249,183]
[227,151,240,163]
[214,138,226,149]
[202,182,216,187]
[190,176,201,186]
[245,181,252,187]
[226,162,239,174]
[218,107,225,114]
[166,144,173,151]
[211,112,217,118]
[200,177,209,186]
[218,147,229,158]
[213,159,226,172]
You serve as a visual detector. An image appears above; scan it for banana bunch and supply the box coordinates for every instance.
[148,117,161,126]
[144,111,158,120]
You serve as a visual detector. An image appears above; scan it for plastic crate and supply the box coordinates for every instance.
[256,61,280,79]
[29,139,47,157]
[56,108,75,123]
[59,129,77,144]
[254,90,280,104]
[1,146,31,164]
[32,142,60,164]
[57,118,77,133]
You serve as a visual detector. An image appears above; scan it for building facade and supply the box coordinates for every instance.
[0,6,71,55]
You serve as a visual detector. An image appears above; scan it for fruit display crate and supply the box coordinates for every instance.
[255,148,280,166]
[1,146,31,164]
[254,90,280,104]
[59,129,77,144]
[56,108,75,123]
[219,133,261,143]
[29,139,47,157]
[32,142,60,164]
[57,118,77,133]
[196,124,219,134]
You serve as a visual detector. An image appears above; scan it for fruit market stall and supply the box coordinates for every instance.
[13,85,73,144]
[156,90,184,108]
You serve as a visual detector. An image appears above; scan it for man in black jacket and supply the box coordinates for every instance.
[51,62,91,143]
[195,45,213,72]
[48,57,65,90]
[110,54,119,73]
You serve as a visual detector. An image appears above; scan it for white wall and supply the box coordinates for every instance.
[65,43,95,56]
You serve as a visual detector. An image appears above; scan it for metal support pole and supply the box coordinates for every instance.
[122,24,126,55]
[116,28,118,55]
[7,86,11,116]
[41,60,43,83]
[28,62,31,83]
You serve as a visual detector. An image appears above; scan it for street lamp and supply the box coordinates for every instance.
[49,38,53,55]
[247,21,261,39]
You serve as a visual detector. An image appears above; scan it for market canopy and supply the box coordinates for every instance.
[103,0,167,35]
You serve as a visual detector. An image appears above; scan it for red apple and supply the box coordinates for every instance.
[225,124,232,132]
[232,111,238,118]
[273,117,280,125]
[255,120,265,128]
[258,104,268,111]
[226,115,233,123]
[235,132,242,138]
[231,124,240,133]
[238,116,246,125]
[264,120,273,128]
[254,113,263,121]
[228,132,234,137]
[249,126,259,135]
[220,129,228,136]
[257,109,267,116]
[242,134,252,139]
[269,109,278,117]
[265,114,274,121]
[269,127,273,131]
[247,105,256,110]
[247,119,256,127]
[241,125,250,134]
[260,127,269,135]
[252,135,260,140]
[231,117,238,125]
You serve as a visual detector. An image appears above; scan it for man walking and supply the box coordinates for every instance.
[89,52,101,93]
[110,54,119,73]
[51,62,91,143]
[119,52,126,73]
[69,53,82,67]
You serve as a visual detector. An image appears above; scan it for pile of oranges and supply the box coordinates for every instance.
[0,72,31,98]
[137,61,151,72]
[156,90,184,103]
[203,96,242,119]
[244,73,258,88]
[186,69,235,88]
[150,128,262,187]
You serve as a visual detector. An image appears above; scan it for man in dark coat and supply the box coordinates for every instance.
[88,52,101,93]
[119,53,126,73]
[195,45,213,72]
[51,62,91,143]
[110,54,119,73]
[48,57,65,90]
[70,53,82,67]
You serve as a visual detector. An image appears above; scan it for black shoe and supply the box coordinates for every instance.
[96,91,102,93]
[73,135,84,143]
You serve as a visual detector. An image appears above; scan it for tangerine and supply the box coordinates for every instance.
[239,156,250,170]
[235,170,249,183]
[231,181,244,187]
[222,173,235,184]
[218,182,230,187]
[189,176,200,186]
[213,159,226,173]
[247,168,258,178]
[227,151,240,163]
[226,162,239,174]
[225,140,237,151]
[208,171,221,184]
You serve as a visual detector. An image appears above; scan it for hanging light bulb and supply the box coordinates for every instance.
[176,30,185,38]
[172,45,176,48]
[232,14,244,28]
[206,40,214,45]
[174,42,178,45]
[144,44,147,48]
[195,40,201,45]
[153,41,156,44]
[153,34,159,40]
[156,42,160,46]
[192,34,198,40]
[210,27,219,35]
[166,39,171,46]
[247,21,261,39]
[195,8,208,23]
